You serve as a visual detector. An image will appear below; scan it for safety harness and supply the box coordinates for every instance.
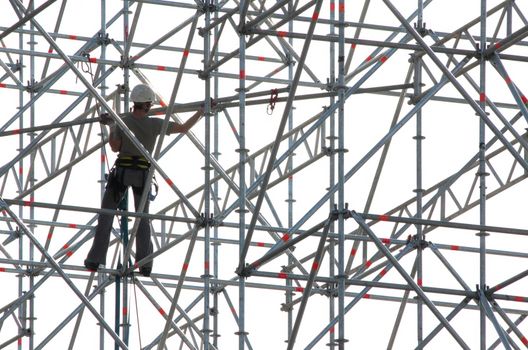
[111,156,159,201]
[115,156,150,170]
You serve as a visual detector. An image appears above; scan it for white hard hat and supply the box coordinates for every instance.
[130,84,155,103]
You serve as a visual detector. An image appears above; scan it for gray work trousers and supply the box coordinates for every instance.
[86,166,153,269]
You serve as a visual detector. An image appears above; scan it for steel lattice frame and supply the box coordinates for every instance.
[1,0,528,349]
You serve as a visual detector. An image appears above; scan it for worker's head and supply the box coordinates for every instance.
[130,84,155,113]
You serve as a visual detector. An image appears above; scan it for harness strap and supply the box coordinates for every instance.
[115,156,150,169]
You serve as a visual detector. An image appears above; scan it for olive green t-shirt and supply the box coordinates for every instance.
[115,113,175,157]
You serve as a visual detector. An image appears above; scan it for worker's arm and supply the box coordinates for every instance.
[100,112,122,152]
[108,125,122,152]
[169,107,205,134]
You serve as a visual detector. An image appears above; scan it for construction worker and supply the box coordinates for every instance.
[84,84,205,276]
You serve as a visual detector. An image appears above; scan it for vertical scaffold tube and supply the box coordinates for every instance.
[337,0,347,348]
[238,2,248,350]
[414,0,424,347]
[28,1,36,348]
[15,1,25,349]
[286,0,295,343]
[212,0,220,347]
[203,2,212,349]
[328,0,337,347]
[479,1,488,349]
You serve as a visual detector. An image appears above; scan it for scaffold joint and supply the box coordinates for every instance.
[198,213,216,227]
[236,264,254,278]
[407,234,428,249]
[119,55,134,69]
[199,1,217,14]
[330,204,351,221]
[9,60,23,73]
[25,80,40,93]
[322,146,336,156]
[413,22,429,37]
[97,32,111,46]
[3,227,20,245]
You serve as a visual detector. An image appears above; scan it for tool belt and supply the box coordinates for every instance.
[115,156,150,170]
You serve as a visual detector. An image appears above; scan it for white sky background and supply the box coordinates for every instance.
[1,0,528,349]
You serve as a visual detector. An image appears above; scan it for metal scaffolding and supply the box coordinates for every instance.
[1,0,528,349]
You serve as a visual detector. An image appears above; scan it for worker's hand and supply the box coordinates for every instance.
[99,113,114,125]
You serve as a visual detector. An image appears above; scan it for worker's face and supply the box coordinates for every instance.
[143,101,152,113]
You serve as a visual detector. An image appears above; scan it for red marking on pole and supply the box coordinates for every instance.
[379,214,389,221]
[363,293,371,299]
[69,35,77,40]
[182,263,189,271]
[514,296,525,302]
[311,11,319,21]
[239,69,246,79]
[160,100,167,107]
[257,242,265,247]
[479,92,486,102]
[380,56,388,63]
[494,42,502,50]
[522,336,528,345]
[381,238,390,244]
[63,244,69,250]
[231,127,237,134]
[66,251,73,257]
[23,199,34,206]
[19,166,23,175]
[204,261,210,270]
[89,57,97,63]
[59,90,68,95]
[258,56,265,61]
[380,268,387,277]
[339,3,345,12]
[18,338,22,345]
[132,55,140,61]
[278,272,288,279]
[165,178,174,186]
[0,267,6,272]
[329,326,335,334]
[350,248,357,256]
[156,66,166,71]
[351,43,357,49]
[101,154,106,163]
[183,49,190,57]
[495,285,503,291]
[450,245,460,251]
[521,95,528,104]
[158,307,166,316]
[365,260,372,268]
[295,286,304,292]
[330,2,335,11]
[48,48,53,53]
[123,307,128,316]
[366,55,372,62]
[288,175,293,180]
[281,234,290,242]
[230,306,236,314]
[47,232,53,240]
[68,223,77,229]
[504,76,512,85]
[277,31,287,38]
[417,278,423,286]
[11,129,20,135]
[0,83,6,88]
[311,261,319,271]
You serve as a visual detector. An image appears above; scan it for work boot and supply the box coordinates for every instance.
[84,259,99,272]
[139,267,152,277]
